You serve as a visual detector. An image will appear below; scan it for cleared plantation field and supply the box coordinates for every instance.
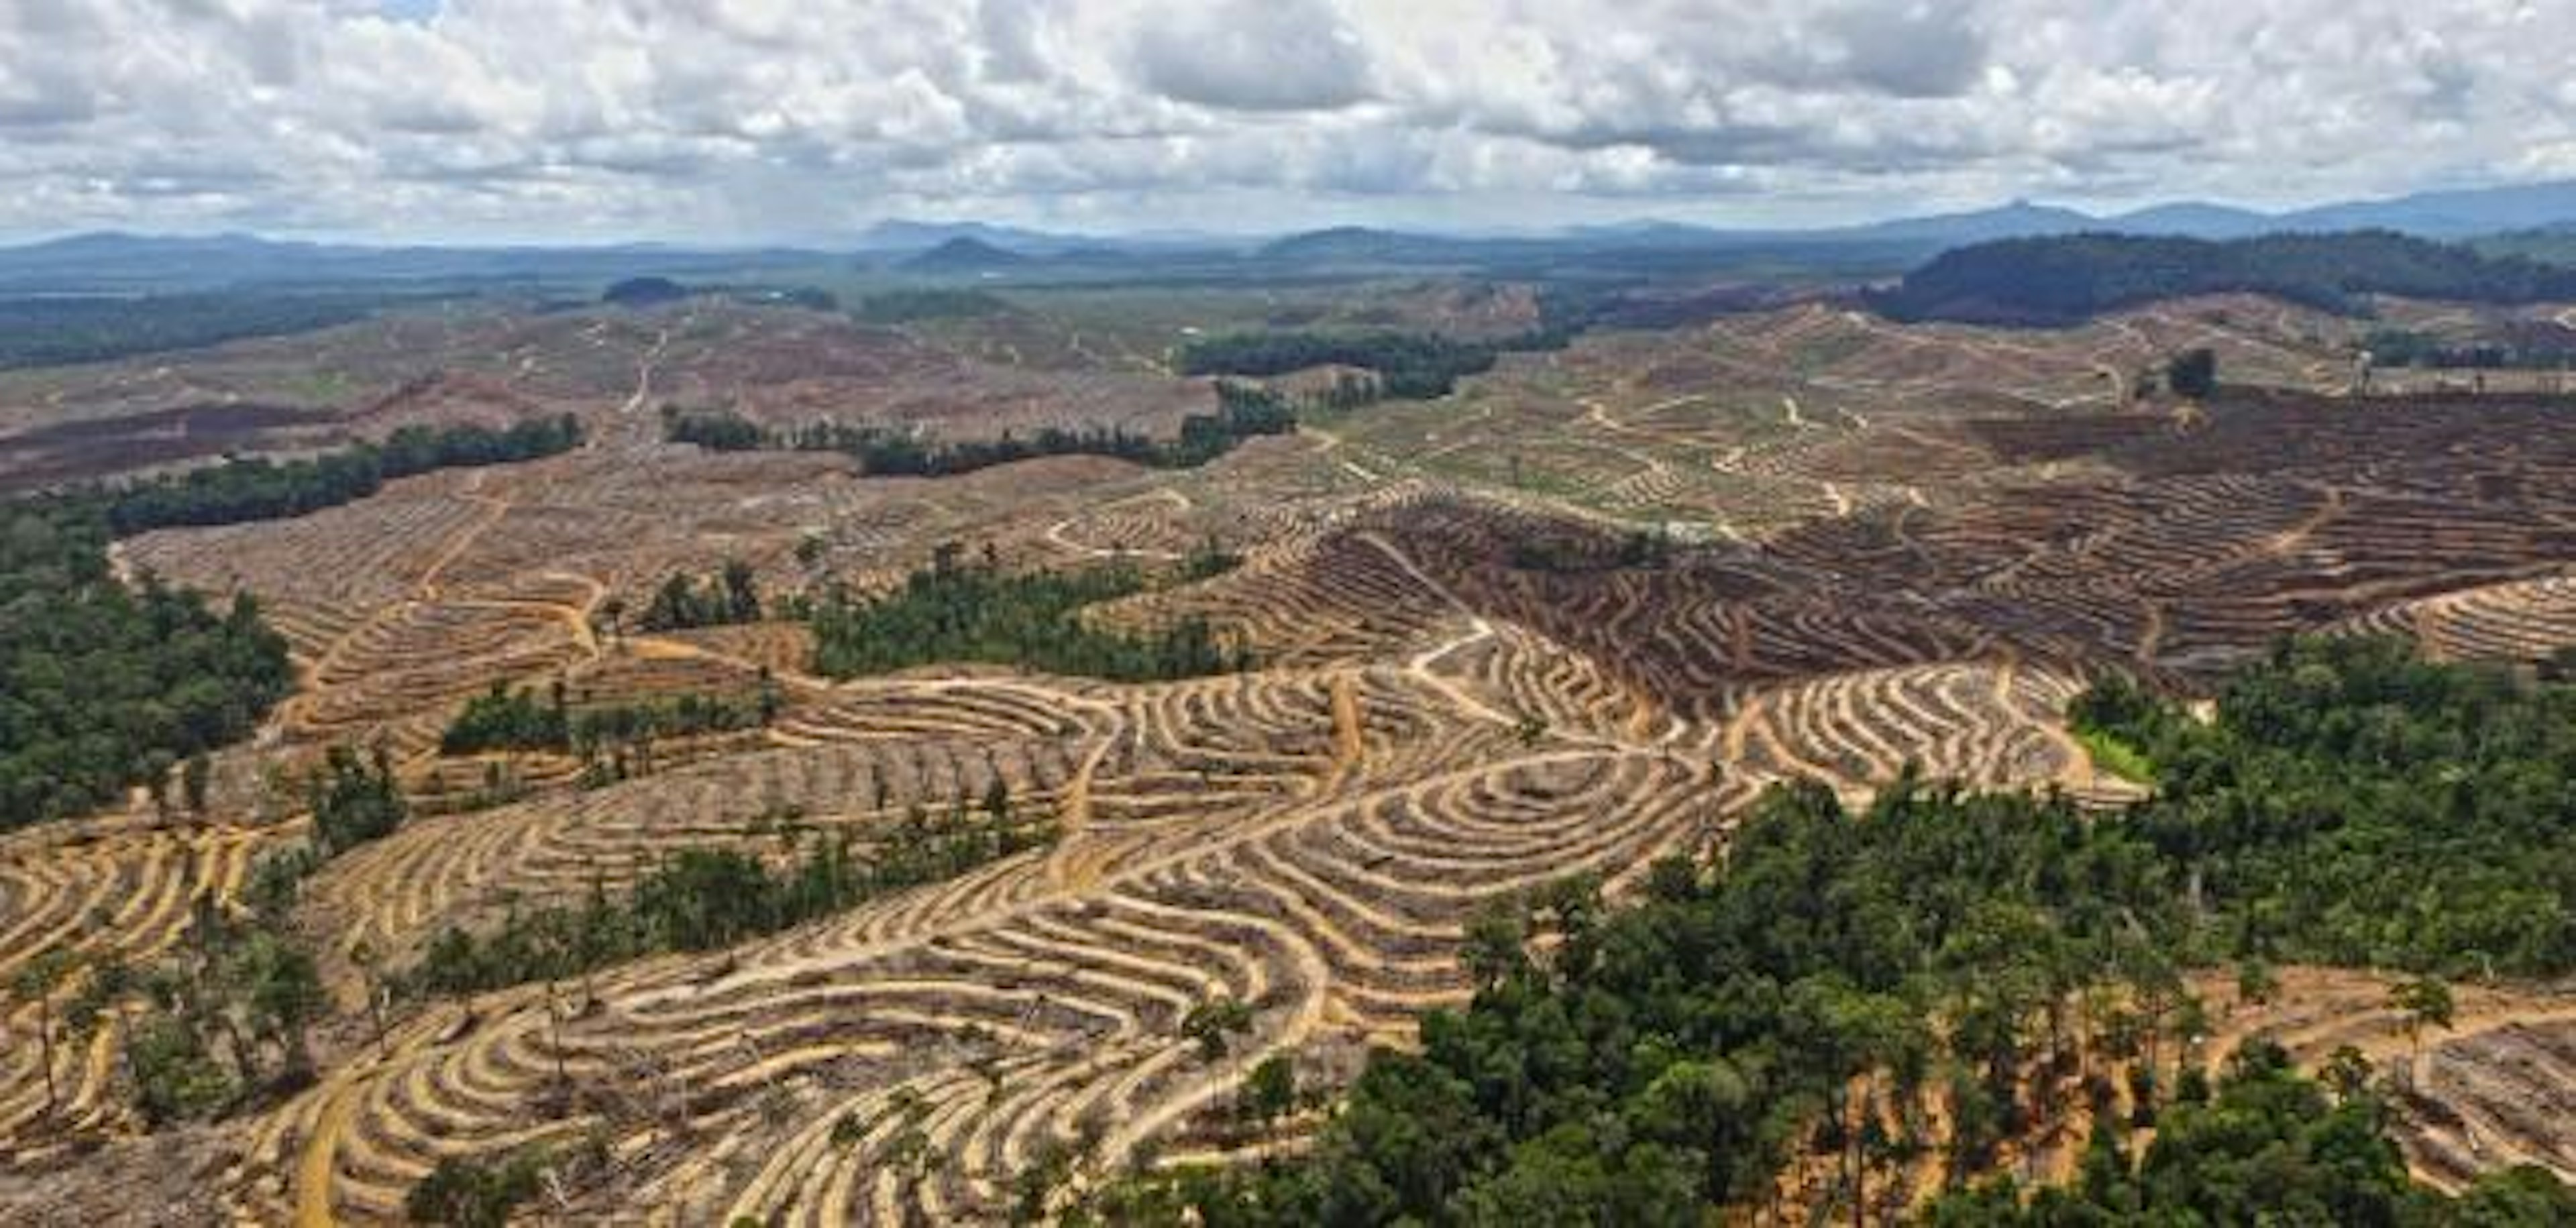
[0,293,1241,491]
[1313,294,2430,533]
[3,285,2575,1223]
[2332,573,2576,661]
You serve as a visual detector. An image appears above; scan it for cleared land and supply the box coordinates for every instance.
[1,284,2572,1223]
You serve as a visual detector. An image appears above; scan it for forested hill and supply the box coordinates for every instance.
[1872,231,2576,325]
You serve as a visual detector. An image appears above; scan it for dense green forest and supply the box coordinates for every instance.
[1,416,583,827]
[809,545,1246,682]
[1177,331,1504,398]
[0,506,292,825]
[659,404,768,451]
[663,383,1296,478]
[633,560,763,631]
[1078,638,2576,1224]
[600,276,689,307]
[439,679,774,757]
[1178,286,1601,398]
[2072,638,2575,975]
[77,415,582,535]
[0,292,400,369]
[1874,231,2576,325]
[400,795,1054,998]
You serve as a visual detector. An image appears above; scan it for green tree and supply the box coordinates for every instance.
[2235,958,2279,1010]
[11,949,78,1113]
[2167,347,2219,399]
[1238,1053,1298,1133]
[2388,975,2457,1080]
[238,934,325,1077]
[181,753,212,814]
[1181,997,1255,1062]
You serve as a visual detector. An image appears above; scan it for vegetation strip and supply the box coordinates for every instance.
[664,381,1297,476]
[1876,231,2576,325]
[808,544,1249,683]
[401,793,1056,999]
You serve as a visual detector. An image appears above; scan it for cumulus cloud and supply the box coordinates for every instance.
[0,0,2565,239]
[1130,0,1372,112]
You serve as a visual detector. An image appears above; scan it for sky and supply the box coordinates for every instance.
[1,0,2571,243]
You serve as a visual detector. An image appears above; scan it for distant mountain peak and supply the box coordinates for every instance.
[898,236,1032,272]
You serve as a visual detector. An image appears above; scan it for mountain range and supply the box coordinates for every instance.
[7,178,2576,292]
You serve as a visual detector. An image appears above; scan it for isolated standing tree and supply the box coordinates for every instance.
[2388,975,2456,1083]
[350,938,389,1056]
[1237,1053,1297,1134]
[2167,347,2219,400]
[182,753,212,814]
[1460,901,1531,991]
[241,935,325,1078]
[1180,997,1254,1062]
[2234,958,2279,1011]
[2321,1044,2375,1103]
[11,949,78,1113]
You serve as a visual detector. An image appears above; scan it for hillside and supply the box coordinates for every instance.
[1873,231,2576,325]
[897,236,1032,274]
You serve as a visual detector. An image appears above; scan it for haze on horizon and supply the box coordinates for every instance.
[1,0,2571,245]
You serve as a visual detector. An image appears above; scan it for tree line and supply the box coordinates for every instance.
[2363,326,2576,371]
[400,790,1055,1000]
[661,382,1297,478]
[633,559,762,631]
[0,291,399,370]
[1073,636,2576,1224]
[1874,231,2576,326]
[78,414,582,535]
[439,678,777,758]
[1177,330,1505,399]
[1175,284,1604,400]
[808,544,1249,683]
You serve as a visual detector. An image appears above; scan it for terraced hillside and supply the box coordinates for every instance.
[1,287,2572,1223]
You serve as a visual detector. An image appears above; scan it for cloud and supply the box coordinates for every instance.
[0,0,2565,239]
[1130,0,1373,112]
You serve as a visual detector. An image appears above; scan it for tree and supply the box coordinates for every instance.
[2234,958,2279,1011]
[350,938,389,1056]
[1238,1054,1298,1133]
[720,559,761,622]
[11,949,78,1113]
[2387,976,2456,1082]
[308,744,406,854]
[406,1148,549,1227]
[239,934,325,1078]
[2320,1045,2375,1103]
[181,753,212,813]
[1460,901,1531,992]
[1181,997,1255,1062]
[2167,347,2219,400]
